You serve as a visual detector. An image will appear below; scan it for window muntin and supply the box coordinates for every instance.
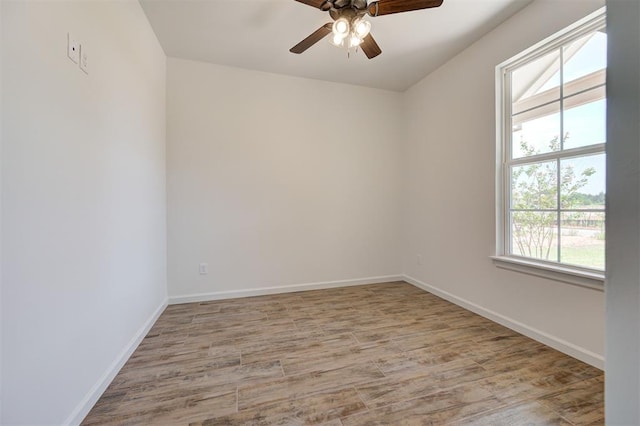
[500,14,606,273]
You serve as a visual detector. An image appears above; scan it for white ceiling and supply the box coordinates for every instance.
[140,0,533,92]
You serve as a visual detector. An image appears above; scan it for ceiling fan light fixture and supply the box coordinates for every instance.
[332,18,350,37]
[330,33,345,46]
[353,19,371,38]
[349,35,362,48]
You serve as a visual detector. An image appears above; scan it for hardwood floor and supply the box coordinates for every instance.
[83,282,604,425]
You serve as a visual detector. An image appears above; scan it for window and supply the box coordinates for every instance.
[496,9,606,282]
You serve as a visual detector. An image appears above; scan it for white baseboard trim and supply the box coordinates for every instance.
[169,275,404,305]
[402,274,604,370]
[64,298,168,426]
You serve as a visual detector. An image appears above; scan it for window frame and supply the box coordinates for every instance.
[493,7,606,290]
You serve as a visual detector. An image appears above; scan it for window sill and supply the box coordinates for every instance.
[491,256,604,291]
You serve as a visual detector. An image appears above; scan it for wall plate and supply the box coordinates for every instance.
[67,33,79,64]
[79,44,88,74]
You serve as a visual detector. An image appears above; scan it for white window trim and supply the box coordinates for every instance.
[491,256,604,290]
[494,7,606,291]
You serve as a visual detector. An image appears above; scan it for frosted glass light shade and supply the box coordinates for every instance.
[354,19,371,38]
[330,33,345,46]
[332,18,349,37]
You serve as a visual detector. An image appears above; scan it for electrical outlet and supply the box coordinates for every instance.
[79,43,88,74]
[67,33,79,64]
[417,254,423,265]
[199,263,208,275]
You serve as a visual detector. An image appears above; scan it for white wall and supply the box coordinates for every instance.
[401,0,606,367]
[167,58,402,301]
[605,0,640,422]
[1,1,167,424]
[0,0,3,421]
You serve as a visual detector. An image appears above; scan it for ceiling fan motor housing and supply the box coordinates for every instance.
[323,0,369,16]
[330,7,363,22]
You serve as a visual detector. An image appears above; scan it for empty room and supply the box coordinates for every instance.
[1,0,639,424]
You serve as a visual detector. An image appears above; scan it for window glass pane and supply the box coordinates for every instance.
[563,96,606,150]
[560,154,605,210]
[512,102,560,159]
[502,13,606,272]
[512,50,560,104]
[511,160,558,210]
[563,30,607,90]
[560,212,605,270]
[511,211,558,262]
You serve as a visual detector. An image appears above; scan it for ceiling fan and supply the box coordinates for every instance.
[290,0,444,59]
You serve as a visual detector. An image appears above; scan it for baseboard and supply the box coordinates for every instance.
[402,274,604,370]
[64,298,168,426]
[169,275,404,305]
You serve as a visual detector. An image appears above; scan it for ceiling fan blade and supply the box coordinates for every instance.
[290,23,333,54]
[294,0,331,10]
[367,0,443,16]
[360,33,382,59]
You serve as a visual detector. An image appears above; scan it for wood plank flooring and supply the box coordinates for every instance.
[83,282,604,425]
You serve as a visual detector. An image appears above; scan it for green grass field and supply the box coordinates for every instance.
[561,245,605,270]
[512,232,605,270]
